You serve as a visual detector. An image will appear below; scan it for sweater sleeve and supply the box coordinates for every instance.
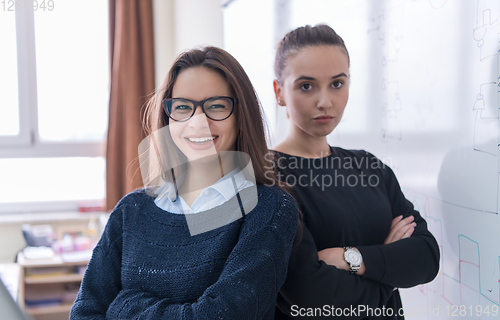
[276,224,394,319]
[69,204,124,319]
[356,157,440,288]
[105,190,299,320]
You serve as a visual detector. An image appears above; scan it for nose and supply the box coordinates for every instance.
[193,104,204,116]
[317,89,333,109]
[187,106,210,129]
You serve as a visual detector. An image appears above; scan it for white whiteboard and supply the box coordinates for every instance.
[224,0,500,318]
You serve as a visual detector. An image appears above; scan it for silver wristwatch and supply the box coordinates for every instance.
[343,246,363,274]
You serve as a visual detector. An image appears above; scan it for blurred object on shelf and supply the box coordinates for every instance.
[87,214,98,240]
[24,283,64,307]
[51,234,96,256]
[77,204,103,213]
[61,250,93,263]
[17,250,63,265]
[22,247,54,260]
[21,224,56,247]
[25,266,70,278]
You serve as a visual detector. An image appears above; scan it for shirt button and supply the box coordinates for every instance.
[203,190,210,196]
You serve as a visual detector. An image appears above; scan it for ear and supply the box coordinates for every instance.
[273,79,283,105]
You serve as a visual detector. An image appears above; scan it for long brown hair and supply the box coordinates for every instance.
[142,46,284,192]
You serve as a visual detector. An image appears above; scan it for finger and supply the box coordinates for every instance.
[385,226,401,244]
[389,216,408,234]
[402,225,415,239]
[385,218,406,244]
[402,223,416,237]
[401,215,414,224]
[391,216,414,234]
[392,224,415,242]
[388,225,414,244]
[385,227,398,244]
[385,216,414,244]
[392,216,415,232]
[391,215,403,228]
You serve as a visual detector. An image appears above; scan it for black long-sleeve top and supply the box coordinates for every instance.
[272,147,440,319]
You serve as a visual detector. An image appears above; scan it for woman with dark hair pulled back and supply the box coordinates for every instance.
[271,24,439,319]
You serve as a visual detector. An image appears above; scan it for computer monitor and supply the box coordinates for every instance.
[0,279,32,320]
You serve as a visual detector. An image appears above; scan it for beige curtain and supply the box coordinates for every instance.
[106,0,155,211]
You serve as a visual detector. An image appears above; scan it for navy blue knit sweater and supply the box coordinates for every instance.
[70,185,298,320]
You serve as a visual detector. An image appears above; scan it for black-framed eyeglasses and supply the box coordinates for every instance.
[162,96,237,122]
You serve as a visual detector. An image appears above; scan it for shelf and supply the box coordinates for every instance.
[25,273,84,284]
[17,251,89,319]
[17,252,90,268]
[26,303,73,315]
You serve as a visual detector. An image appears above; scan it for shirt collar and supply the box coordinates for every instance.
[209,167,249,201]
[154,166,254,214]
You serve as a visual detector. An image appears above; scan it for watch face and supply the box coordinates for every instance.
[345,250,361,264]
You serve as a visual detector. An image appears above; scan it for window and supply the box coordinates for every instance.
[0,10,19,138]
[0,1,109,214]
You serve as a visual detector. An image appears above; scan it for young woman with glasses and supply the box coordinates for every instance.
[70,46,299,319]
[270,25,440,319]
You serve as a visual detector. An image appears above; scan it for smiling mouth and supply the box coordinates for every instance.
[186,136,218,144]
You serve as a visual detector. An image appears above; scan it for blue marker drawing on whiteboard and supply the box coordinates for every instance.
[409,196,500,309]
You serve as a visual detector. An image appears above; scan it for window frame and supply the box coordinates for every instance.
[0,8,34,147]
[0,7,106,214]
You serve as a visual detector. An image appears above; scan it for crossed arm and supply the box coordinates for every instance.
[318,164,440,288]
[277,162,440,318]
[318,214,417,275]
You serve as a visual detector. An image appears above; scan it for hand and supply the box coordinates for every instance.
[317,247,366,275]
[318,247,348,270]
[384,215,416,244]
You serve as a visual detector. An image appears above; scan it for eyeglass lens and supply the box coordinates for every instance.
[167,97,233,121]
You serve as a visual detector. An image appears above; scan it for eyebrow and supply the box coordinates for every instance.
[294,73,348,83]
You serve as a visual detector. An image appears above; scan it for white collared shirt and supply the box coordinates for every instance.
[154,168,254,214]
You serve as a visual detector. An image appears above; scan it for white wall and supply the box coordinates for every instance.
[152,0,176,87]
[152,0,223,87]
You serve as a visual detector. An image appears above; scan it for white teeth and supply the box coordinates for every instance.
[187,137,216,143]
